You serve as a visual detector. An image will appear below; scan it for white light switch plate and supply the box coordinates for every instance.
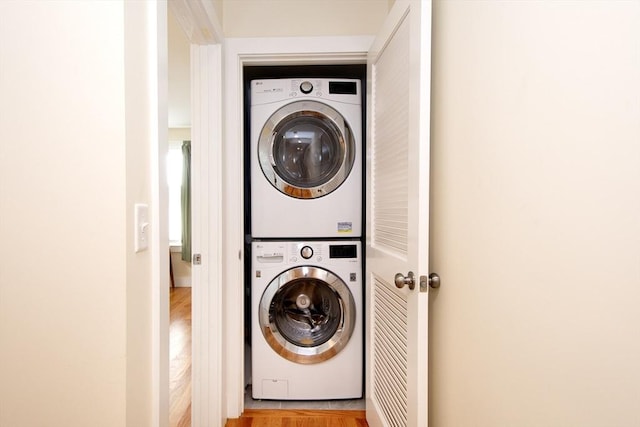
[134,203,149,253]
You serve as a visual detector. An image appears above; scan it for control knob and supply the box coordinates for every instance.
[300,246,314,259]
[300,81,313,94]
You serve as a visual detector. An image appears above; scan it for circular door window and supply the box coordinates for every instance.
[257,101,355,199]
[258,266,356,364]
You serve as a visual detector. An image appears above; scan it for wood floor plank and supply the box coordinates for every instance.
[170,287,192,427]
[226,410,368,427]
[243,410,366,418]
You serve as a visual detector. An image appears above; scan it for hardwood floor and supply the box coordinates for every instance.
[225,409,368,427]
[170,287,192,427]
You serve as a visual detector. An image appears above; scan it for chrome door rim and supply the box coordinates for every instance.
[258,266,356,364]
[257,100,355,199]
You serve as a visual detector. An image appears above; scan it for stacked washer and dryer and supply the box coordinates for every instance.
[249,78,363,400]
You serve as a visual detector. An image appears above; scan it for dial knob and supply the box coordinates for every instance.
[300,81,313,94]
[300,246,314,259]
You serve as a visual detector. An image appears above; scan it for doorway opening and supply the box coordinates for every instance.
[242,64,367,411]
[168,6,193,425]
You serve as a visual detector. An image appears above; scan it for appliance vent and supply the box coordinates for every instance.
[372,275,408,427]
[370,11,410,257]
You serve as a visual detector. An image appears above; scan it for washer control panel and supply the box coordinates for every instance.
[254,241,360,265]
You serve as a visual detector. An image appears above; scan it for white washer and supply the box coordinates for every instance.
[251,240,362,400]
[250,78,362,238]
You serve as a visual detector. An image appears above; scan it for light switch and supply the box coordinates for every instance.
[134,203,149,253]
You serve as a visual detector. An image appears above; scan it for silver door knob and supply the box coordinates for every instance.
[428,272,441,289]
[394,271,415,290]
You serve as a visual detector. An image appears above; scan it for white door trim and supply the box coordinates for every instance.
[222,36,373,419]
[142,2,169,426]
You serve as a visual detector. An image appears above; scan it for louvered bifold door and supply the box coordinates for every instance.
[370,8,411,427]
[371,13,410,258]
[366,1,432,426]
[372,276,409,427]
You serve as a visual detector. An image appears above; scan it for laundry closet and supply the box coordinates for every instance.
[243,64,366,407]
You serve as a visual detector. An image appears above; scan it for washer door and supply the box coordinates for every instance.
[257,101,355,199]
[258,266,356,364]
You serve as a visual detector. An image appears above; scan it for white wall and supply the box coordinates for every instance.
[0,2,157,426]
[170,250,192,287]
[222,0,389,37]
[430,1,640,425]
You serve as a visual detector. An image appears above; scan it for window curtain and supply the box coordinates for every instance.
[181,140,192,262]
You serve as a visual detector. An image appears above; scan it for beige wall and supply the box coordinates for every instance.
[430,1,640,425]
[222,0,389,37]
[213,0,224,23]
[0,2,155,426]
[124,2,160,426]
[168,8,191,128]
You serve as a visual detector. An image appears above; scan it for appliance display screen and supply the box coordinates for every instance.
[329,81,357,95]
[329,245,357,259]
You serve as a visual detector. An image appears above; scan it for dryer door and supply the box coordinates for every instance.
[257,101,355,199]
[258,266,356,364]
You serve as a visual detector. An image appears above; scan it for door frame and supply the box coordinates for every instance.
[222,36,373,418]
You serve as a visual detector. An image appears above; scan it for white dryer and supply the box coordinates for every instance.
[250,78,362,238]
[251,240,362,400]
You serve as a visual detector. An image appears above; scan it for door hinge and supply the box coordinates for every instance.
[193,253,202,265]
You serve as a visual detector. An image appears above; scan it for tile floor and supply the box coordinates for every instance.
[244,385,365,410]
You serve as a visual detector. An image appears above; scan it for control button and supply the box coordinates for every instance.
[300,246,313,259]
[300,81,313,94]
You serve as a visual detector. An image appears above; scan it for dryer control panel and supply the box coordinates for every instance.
[251,78,361,106]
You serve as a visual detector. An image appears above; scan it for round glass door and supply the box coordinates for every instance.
[257,101,355,199]
[258,266,356,364]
